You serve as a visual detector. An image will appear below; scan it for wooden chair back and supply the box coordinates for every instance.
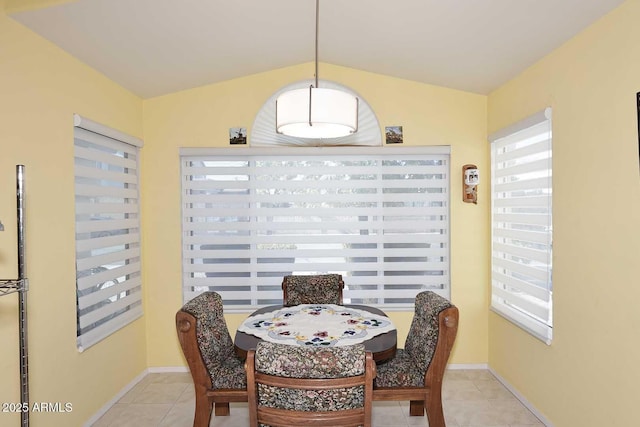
[246,342,375,427]
[281,274,345,306]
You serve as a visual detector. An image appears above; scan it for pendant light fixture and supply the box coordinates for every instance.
[275,0,359,139]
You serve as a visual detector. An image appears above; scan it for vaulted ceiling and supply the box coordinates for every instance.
[7,0,625,98]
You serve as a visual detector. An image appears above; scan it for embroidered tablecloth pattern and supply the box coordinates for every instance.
[237,304,395,347]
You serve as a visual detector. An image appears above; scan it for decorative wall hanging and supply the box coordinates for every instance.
[462,164,479,204]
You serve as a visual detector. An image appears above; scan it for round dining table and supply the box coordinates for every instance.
[234,304,397,362]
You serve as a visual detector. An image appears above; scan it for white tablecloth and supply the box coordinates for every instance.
[237,304,395,347]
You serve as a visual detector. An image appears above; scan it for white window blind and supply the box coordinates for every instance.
[181,146,450,312]
[74,114,143,352]
[490,108,553,344]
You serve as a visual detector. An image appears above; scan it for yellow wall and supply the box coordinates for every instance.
[487,1,640,425]
[7,0,640,424]
[1,2,490,424]
[142,63,490,367]
[0,7,145,426]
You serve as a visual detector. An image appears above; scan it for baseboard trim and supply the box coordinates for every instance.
[83,369,149,427]
[488,368,553,427]
[148,366,189,373]
[447,363,489,370]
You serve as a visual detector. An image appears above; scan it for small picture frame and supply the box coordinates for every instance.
[229,127,247,145]
[385,126,403,144]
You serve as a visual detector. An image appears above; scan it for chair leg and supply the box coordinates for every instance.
[425,395,446,427]
[214,402,230,416]
[193,393,213,427]
[409,400,425,416]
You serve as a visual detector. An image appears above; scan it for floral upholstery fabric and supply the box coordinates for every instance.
[254,341,366,412]
[374,291,453,387]
[181,292,247,389]
[283,274,344,306]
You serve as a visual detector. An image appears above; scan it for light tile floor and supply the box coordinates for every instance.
[92,369,545,427]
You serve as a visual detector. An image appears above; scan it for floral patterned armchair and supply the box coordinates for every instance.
[175,292,247,427]
[281,274,345,306]
[246,341,376,427]
[373,291,459,427]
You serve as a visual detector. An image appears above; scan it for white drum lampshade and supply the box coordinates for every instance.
[276,86,358,139]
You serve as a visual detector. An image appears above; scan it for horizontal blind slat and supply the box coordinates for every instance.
[492,257,549,283]
[75,165,138,185]
[77,262,141,291]
[76,247,141,271]
[493,138,551,163]
[75,202,139,215]
[184,233,448,245]
[77,276,142,309]
[492,285,550,320]
[187,248,446,259]
[76,232,140,253]
[76,218,139,234]
[492,213,550,227]
[492,271,550,302]
[75,183,139,199]
[493,195,550,208]
[78,288,142,328]
[492,227,550,245]
[75,145,137,170]
[493,176,551,193]
[492,242,549,264]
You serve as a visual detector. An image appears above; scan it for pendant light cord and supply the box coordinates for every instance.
[315,0,319,88]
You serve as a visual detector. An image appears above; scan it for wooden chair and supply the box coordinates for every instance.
[373,291,458,427]
[281,274,345,306]
[175,292,248,427]
[246,341,376,427]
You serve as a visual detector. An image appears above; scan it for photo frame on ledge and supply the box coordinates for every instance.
[230,127,247,145]
[385,126,403,144]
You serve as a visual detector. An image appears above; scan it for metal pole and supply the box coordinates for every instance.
[309,0,319,128]
[314,0,319,89]
[16,165,29,427]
